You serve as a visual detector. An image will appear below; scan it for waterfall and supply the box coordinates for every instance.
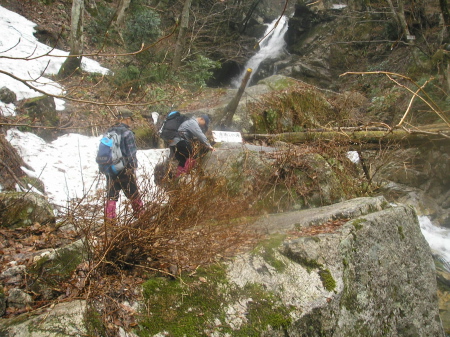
[231,16,288,88]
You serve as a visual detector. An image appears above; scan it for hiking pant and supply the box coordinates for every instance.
[173,140,192,168]
[106,167,140,201]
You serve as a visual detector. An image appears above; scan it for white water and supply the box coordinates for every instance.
[231,16,288,88]
[419,216,450,271]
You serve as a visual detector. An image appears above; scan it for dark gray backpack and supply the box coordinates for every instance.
[158,111,190,141]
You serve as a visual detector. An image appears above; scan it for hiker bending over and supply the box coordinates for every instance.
[169,114,215,177]
[103,111,143,219]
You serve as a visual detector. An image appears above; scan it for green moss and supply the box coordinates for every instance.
[137,263,293,336]
[318,269,336,292]
[283,245,337,291]
[341,288,359,312]
[351,218,366,231]
[84,304,107,337]
[380,200,389,209]
[28,242,85,296]
[342,258,348,268]
[397,226,405,240]
[241,283,292,333]
[248,85,336,134]
[133,126,158,148]
[252,234,287,273]
[283,249,322,272]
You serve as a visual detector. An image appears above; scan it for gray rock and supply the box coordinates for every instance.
[138,197,444,336]
[0,191,55,228]
[21,95,60,141]
[0,300,87,336]
[224,198,444,336]
[0,265,26,285]
[0,87,17,104]
[7,288,32,309]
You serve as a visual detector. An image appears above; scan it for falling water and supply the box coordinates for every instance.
[231,16,289,88]
[418,215,450,272]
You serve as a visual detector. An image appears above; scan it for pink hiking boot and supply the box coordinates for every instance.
[105,200,117,219]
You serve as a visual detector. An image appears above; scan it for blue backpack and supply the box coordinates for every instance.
[96,130,125,175]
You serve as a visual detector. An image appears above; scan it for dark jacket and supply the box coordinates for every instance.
[108,123,138,168]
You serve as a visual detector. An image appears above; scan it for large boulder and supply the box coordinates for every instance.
[137,196,445,336]
[0,197,443,336]
[0,191,55,228]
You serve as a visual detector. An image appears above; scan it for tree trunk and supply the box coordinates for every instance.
[114,0,132,28]
[440,0,450,42]
[240,0,261,33]
[58,0,84,79]
[386,0,413,41]
[171,0,192,71]
[219,68,252,128]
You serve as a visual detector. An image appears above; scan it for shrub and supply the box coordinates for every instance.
[248,83,337,133]
[85,4,116,45]
[179,54,221,88]
[124,6,160,52]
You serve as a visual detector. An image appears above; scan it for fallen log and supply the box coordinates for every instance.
[243,127,450,147]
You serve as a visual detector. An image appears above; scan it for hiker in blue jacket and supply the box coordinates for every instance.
[104,111,143,219]
[169,114,215,177]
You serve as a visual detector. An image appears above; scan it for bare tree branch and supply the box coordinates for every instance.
[340,71,450,128]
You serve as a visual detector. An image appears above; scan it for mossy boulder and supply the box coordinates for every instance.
[0,86,17,104]
[133,124,159,148]
[20,95,60,141]
[0,191,55,228]
[28,240,87,301]
[135,197,444,336]
[138,264,293,336]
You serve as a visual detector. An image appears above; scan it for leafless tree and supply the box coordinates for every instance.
[171,0,192,71]
[58,0,85,79]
